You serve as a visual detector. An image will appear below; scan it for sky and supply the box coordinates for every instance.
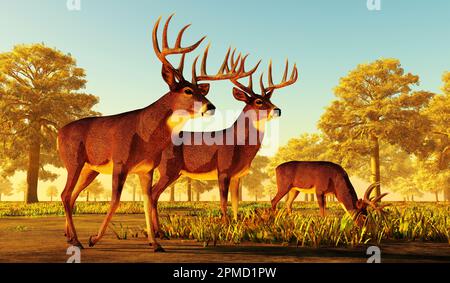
[0,0,449,200]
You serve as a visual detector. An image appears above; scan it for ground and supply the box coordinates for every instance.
[0,214,449,263]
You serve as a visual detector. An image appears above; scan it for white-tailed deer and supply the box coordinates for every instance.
[271,161,388,221]
[149,57,298,236]
[58,15,242,251]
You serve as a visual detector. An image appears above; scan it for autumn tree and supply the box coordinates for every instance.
[191,179,216,201]
[243,155,270,201]
[0,44,99,203]
[125,175,140,202]
[16,180,27,201]
[319,58,433,196]
[420,72,450,200]
[46,185,58,201]
[81,180,105,202]
[0,175,13,201]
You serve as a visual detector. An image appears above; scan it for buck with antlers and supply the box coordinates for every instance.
[149,56,298,236]
[58,15,243,251]
[271,161,388,221]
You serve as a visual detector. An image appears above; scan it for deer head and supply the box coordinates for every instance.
[153,15,214,117]
[230,59,298,122]
[354,182,389,224]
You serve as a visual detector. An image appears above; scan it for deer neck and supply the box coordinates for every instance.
[138,93,186,143]
[231,108,267,146]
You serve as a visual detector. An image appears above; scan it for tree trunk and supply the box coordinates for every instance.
[444,186,450,201]
[304,193,309,202]
[0,193,2,201]
[310,193,314,202]
[187,179,192,202]
[196,191,200,201]
[26,134,41,204]
[411,194,414,202]
[50,195,53,202]
[86,191,89,202]
[170,186,175,202]
[370,134,381,197]
[435,191,439,202]
[132,186,136,202]
[255,194,258,202]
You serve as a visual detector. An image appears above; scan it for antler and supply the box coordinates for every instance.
[259,59,298,97]
[152,14,206,81]
[192,46,260,85]
[362,182,389,211]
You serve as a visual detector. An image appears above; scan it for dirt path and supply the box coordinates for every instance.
[0,215,449,263]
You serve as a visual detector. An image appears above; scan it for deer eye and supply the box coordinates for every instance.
[184,88,193,95]
[255,99,263,106]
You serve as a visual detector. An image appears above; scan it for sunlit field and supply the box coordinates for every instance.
[1,201,448,248]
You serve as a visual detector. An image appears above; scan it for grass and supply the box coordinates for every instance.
[0,201,449,247]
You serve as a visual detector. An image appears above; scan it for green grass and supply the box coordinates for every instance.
[0,201,449,247]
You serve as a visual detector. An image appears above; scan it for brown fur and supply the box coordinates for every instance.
[271,161,360,216]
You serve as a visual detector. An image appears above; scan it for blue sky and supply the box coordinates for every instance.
[1,0,449,148]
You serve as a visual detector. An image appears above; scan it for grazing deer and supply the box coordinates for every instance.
[149,58,298,236]
[58,15,241,251]
[271,161,388,220]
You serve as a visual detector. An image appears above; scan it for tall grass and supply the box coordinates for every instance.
[1,201,448,247]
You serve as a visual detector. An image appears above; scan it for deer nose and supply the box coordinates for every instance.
[273,108,281,117]
[203,103,216,116]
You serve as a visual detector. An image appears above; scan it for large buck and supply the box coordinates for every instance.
[271,161,388,221]
[149,57,298,236]
[58,15,243,251]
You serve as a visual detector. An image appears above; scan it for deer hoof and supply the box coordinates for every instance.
[88,235,97,247]
[153,245,165,253]
[68,239,84,249]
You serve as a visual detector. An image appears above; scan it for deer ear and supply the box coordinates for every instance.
[161,65,178,90]
[197,83,210,96]
[233,87,250,102]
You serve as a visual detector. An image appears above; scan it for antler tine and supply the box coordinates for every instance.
[263,61,299,94]
[194,46,251,82]
[200,43,210,76]
[259,72,265,95]
[191,55,199,84]
[364,182,379,201]
[218,47,231,74]
[162,14,174,50]
[371,193,389,204]
[268,60,274,87]
[152,14,206,79]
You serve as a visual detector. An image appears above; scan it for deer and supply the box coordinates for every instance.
[149,56,298,237]
[57,15,244,252]
[271,161,389,222]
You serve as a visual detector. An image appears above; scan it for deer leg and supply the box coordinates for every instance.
[150,173,179,239]
[317,193,326,217]
[218,173,231,223]
[140,172,164,252]
[88,164,127,247]
[286,189,299,214]
[61,164,84,248]
[230,178,240,221]
[64,168,99,237]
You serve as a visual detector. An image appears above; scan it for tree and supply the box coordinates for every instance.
[420,72,450,200]
[191,179,216,201]
[391,176,423,201]
[81,180,104,202]
[0,175,13,201]
[243,155,270,201]
[46,185,58,201]
[319,58,433,196]
[16,180,27,201]
[125,175,140,202]
[0,43,99,203]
